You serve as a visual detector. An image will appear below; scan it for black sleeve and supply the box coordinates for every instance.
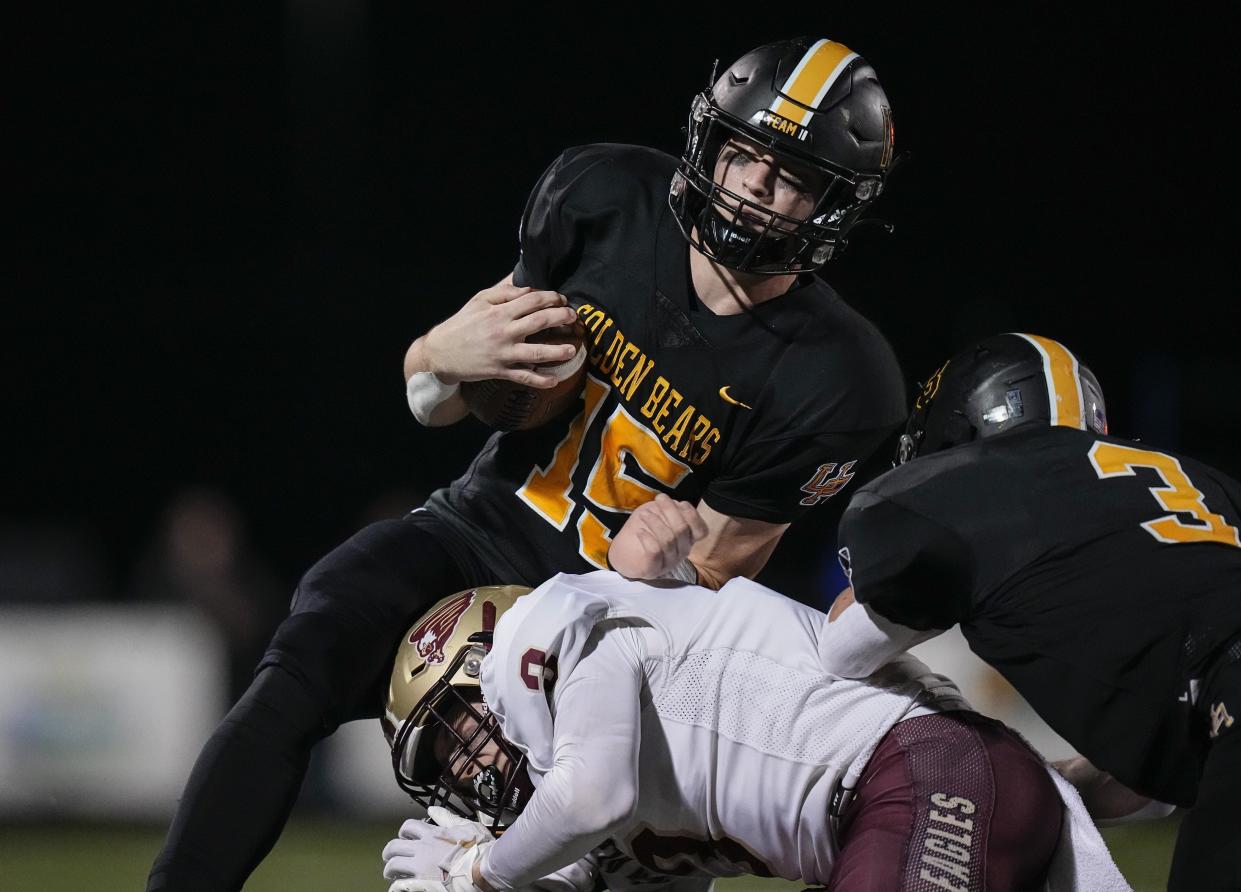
[702,424,898,524]
[836,490,974,631]
[511,153,565,290]
[511,146,609,291]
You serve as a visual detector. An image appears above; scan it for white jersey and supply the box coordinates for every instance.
[478,571,968,888]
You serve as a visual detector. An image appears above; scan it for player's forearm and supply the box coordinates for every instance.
[691,534,781,589]
[474,854,598,892]
[481,764,635,890]
[1052,756,1176,824]
[403,332,469,426]
[484,633,642,890]
[820,597,940,678]
[688,513,788,589]
[482,719,639,888]
[403,330,452,382]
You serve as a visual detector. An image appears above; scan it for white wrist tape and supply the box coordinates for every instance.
[666,559,698,585]
[406,371,460,426]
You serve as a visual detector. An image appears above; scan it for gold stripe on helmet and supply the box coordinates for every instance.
[1015,333,1085,429]
[771,39,858,126]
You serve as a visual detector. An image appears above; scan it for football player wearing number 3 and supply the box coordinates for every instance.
[149,38,906,892]
[821,333,1241,891]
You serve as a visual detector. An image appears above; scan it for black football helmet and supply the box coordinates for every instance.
[669,37,895,274]
[897,333,1109,464]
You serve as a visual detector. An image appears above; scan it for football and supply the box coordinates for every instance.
[461,318,588,431]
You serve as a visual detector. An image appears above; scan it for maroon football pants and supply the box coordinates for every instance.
[828,711,1062,892]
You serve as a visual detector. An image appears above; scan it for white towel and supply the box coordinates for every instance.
[1043,768,1133,892]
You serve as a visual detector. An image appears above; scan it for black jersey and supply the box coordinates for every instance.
[425,144,906,586]
[838,424,1241,805]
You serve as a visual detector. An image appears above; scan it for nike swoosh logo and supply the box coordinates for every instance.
[719,386,753,410]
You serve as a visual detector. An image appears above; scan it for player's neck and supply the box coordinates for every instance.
[688,238,796,315]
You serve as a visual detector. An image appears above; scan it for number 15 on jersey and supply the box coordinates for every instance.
[518,374,692,568]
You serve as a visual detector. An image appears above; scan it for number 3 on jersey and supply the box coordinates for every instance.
[1088,441,1241,547]
[518,374,692,567]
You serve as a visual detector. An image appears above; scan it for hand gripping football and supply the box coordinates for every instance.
[461,318,588,431]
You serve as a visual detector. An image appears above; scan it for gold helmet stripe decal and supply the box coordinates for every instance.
[1015,333,1085,429]
[770,39,858,126]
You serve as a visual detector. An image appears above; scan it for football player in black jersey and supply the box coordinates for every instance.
[149,38,906,892]
[821,333,1241,891]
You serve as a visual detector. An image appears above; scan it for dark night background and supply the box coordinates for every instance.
[9,6,1239,615]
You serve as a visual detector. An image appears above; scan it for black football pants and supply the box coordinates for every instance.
[146,512,498,892]
[1168,658,1241,892]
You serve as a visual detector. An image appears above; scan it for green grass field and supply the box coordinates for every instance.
[1,817,1177,891]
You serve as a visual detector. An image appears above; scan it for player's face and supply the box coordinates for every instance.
[432,690,516,804]
[711,137,826,231]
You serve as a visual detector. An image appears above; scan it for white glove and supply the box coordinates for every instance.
[388,845,487,892]
[383,806,495,892]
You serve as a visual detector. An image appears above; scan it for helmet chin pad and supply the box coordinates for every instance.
[697,197,800,271]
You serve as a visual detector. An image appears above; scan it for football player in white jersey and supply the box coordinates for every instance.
[374,575,1126,888]
[379,575,1130,892]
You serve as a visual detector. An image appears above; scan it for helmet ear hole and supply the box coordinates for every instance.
[922,411,975,454]
[943,412,976,448]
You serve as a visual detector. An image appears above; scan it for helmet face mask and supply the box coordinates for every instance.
[670,38,894,275]
[390,643,533,831]
[384,585,534,832]
[896,334,1109,466]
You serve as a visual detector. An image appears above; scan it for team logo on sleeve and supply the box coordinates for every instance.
[408,589,476,664]
[519,648,559,693]
[799,460,857,505]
